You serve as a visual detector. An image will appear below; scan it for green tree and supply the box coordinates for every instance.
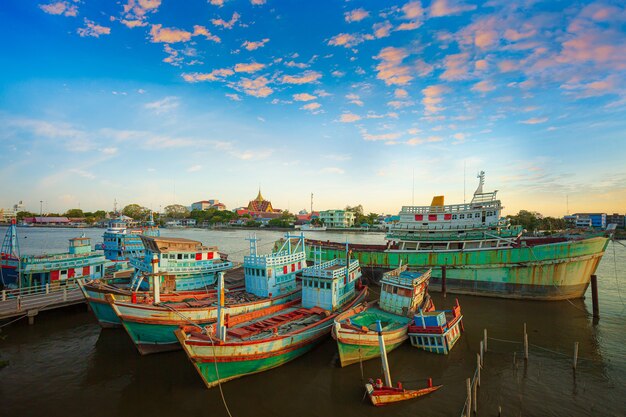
[65,208,84,218]
[122,204,149,219]
[164,204,190,219]
[16,211,36,221]
[93,210,107,220]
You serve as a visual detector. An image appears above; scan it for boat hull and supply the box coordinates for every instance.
[177,288,368,388]
[366,384,442,406]
[307,236,609,300]
[112,289,301,355]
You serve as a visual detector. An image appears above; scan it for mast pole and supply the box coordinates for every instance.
[151,254,160,304]
[217,271,226,341]
[376,320,392,387]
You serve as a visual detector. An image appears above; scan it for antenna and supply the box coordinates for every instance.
[463,160,467,204]
[412,168,415,205]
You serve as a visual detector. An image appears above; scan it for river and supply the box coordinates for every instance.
[1,227,625,417]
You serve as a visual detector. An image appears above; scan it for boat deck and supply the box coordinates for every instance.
[343,306,410,332]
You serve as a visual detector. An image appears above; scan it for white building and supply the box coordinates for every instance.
[319,210,355,228]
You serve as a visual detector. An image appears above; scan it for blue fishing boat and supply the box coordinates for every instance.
[407,300,464,354]
[0,219,19,288]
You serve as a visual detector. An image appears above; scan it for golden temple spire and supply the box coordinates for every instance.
[256,188,264,202]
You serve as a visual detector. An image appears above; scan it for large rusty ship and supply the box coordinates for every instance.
[305,172,609,301]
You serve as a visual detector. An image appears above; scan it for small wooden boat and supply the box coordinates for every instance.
[365,320,442,406]
[334,264,433,367]
[407,299,464,354]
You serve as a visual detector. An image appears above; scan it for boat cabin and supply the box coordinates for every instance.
[408,301,463,354]
[244,234,306,297]
[301,258,361,311]
[379,266,430,317]
[130,236,230,291]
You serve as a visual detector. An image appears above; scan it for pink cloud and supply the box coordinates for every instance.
[374,47,413,86]
[212,12,240,29]
[239,76,273,97]
[302,102,321,111]
[293,93,317,101]
[504,27,536,42]
[40,1,78,17]
[193,25,221,42]
[339,113,361,123]
[403,1,425,19]
[251,0,266,5]
[475,59,488,70]
[181,69,234,82]
[234,62,266,73]
[373,22,393,38]
[440,53,470,80]
[430,0,476,17]
[121,19,146,28]
[521,117,548,124]
[150,24,192,43]
[120,0,160,27]
[422,85,447,114]
[242,39,269,51]
[328,33,363,48]
[360,129,402,141]
[281,71,322,85]
[471,80,496,93]
[395,88,409,98]
[498,60,519,72]
[77,19,111,38]
[345,8,369,23]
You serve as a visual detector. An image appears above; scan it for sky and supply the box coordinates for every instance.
[0,0,625,217]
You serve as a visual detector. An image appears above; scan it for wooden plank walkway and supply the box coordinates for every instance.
[0,282,85,323]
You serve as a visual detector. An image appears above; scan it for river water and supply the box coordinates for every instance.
[1,227,625,417]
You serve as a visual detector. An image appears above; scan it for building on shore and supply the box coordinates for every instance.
[235,190,283,222]
[571,213,607,229]
[22,217,71,226]
[191,199,226,211]
[606,213,625,228]
[319,209,355,228]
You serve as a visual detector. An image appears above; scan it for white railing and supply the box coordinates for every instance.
[0,281,85,319]
[400,200,502,214]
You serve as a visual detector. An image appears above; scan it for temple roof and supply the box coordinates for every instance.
[255,189,265,202]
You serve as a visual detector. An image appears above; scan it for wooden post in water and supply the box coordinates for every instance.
[480,341,484,366]
[573,342,579,370]
[476,354,481,387]
[591,274,599,321]
[472,377,477,414]
[441,266,447,298]
[466,378,471,417]
[376,320,392,387]
[484,328,488,352]
[498,405,502,417]
[523,323,529,361]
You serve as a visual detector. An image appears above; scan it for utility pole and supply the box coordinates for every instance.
[40,200,43,216]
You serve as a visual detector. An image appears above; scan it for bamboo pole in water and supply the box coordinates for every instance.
[573,342,579,370]
[466,378,471,417]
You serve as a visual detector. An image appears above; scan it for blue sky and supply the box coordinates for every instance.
[1,0,625,216]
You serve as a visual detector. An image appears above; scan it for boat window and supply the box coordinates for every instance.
[452,214,457,219]
[178,254,182,260]
[416,336,422,345]
[459,214,465,219]
[261,269,266,277]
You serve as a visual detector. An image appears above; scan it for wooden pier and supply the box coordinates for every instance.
[0,282,86,324]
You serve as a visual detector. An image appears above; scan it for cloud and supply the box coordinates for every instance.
[99,147,118,155]
[212,12,240,29]
[209,0,225,6]
[301,102,321,111]
[387,100,413,109]
[76,19,111,38]
[149,24,220,43]
[373,21,393,38]
[187,165,202,172]
[395,89,408,98]
[39,1,78,17]
[397,1,424,30]
[293,93,317,101]
[321,167,345,174]
[346,93,363,106]
[471,80,496,92]
[430,0,476,17]
[285,61,308,69]
[69,168,96,180]
[144,96,179,114]
[328,33,363,48]
[406,136,443,145]
[440,52,470,80]
[281,71,322,85]
[239,76,273,97]
[422,85,446,114]
[325,154,351,161]
[374,47,412,86]
[251,0,266,5]
[234,62,266,73]
[182,68,234,82]
[225,93,241,101]
[242,38,269,51]
[360,129,402,142]
[331,70,345,77]
[521,117,548,124]
[234,149,273,160]
[339,113,361,123]
[120,0,161,27]
[345,9,369,23]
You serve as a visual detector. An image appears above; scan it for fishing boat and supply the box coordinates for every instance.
[408,299,464,354]
[175,245,367,389]
[365,320,442,406]
[102,213,159,264]
[1,221,106,290]
[79,235,232,328]
[333,264,433,367]
[107,234,306,354]
[305,171,610,301]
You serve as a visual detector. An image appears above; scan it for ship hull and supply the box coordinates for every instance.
[111,289,301,355]
[177,288,368,388]
[306,236,608,300]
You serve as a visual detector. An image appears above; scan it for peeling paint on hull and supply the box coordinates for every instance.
[307,236,608,300]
